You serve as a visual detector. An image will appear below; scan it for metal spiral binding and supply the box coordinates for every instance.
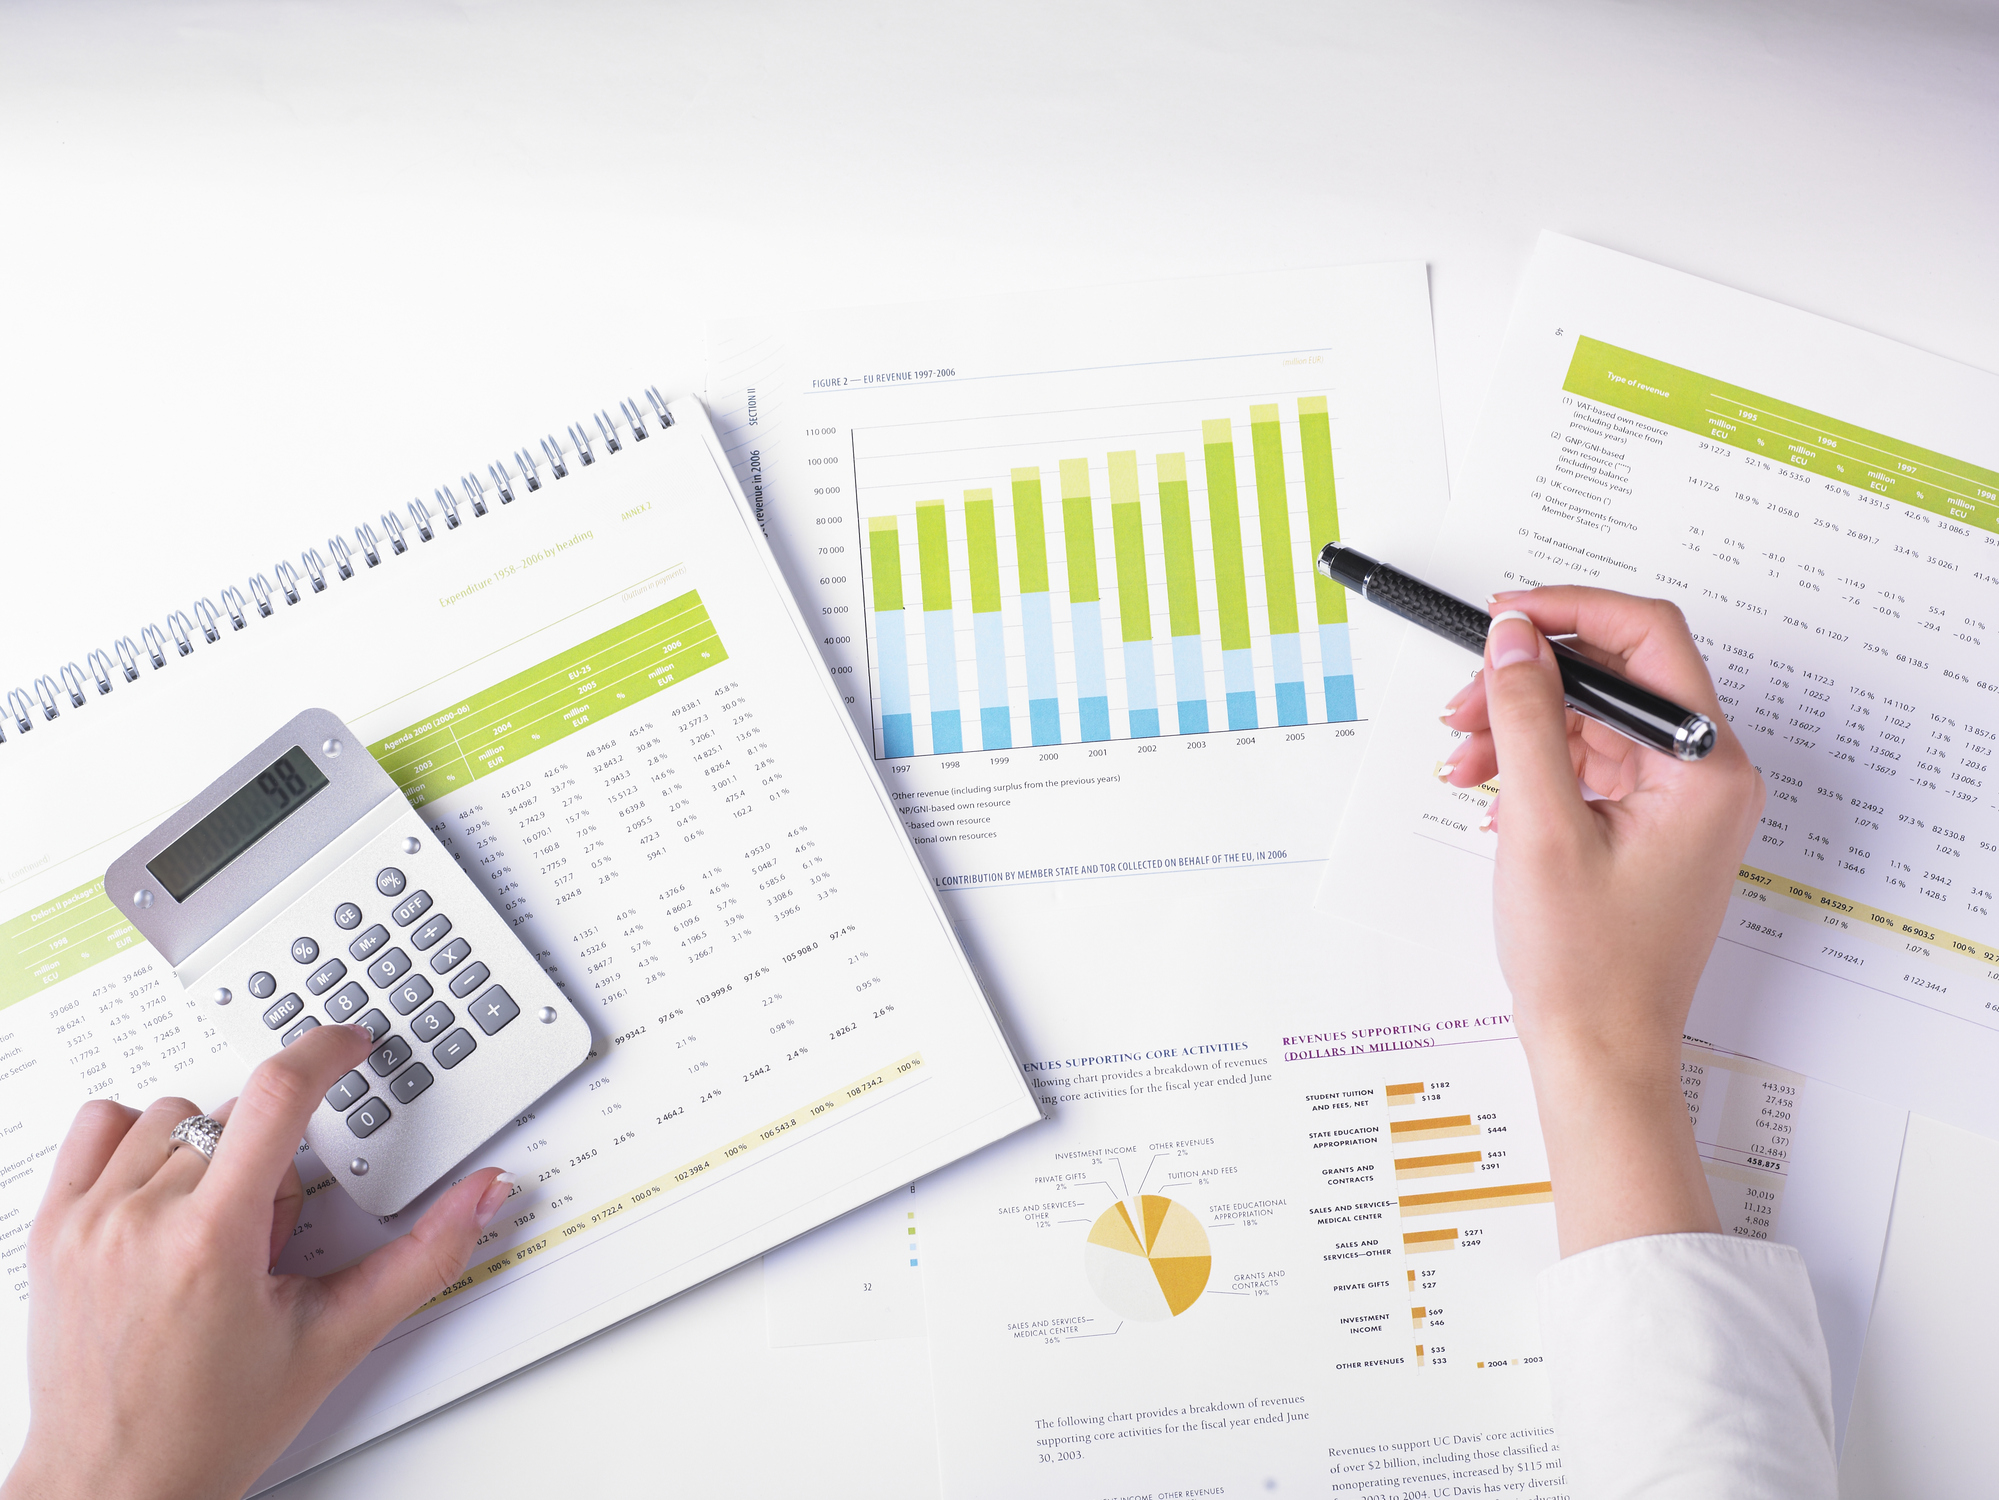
[0,390,666,745]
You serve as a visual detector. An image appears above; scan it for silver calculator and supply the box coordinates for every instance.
[108,708,592,1215]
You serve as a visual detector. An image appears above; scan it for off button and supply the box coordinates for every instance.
[376,867,407,897]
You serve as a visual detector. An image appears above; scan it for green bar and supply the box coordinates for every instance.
[1202,420,1253,652]
[0,876,141,1010]
[1011,468,1050,593]
[915,501,953,611]
[1298,396,1347,626]
[868,516,904,612]
[1107,451,1151,643]
[369,589,729,806]
[1059,458,1100,604]
[1563,336,1999,534]
[1156,453,1200,637]
[964,489,1002,614]
[1250,403,1300,636]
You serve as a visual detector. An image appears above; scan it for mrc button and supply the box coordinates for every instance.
[261,993,304,1030]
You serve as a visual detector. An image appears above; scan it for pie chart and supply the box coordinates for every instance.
[1084,1194,1212,1320]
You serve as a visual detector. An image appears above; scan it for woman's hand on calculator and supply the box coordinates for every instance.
[4,1024,517,1500]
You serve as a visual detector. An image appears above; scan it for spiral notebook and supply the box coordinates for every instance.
[0,394,1039,1490]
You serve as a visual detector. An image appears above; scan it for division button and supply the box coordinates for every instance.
[410,913,452,951]
[322,981,369,1022]
[369,1034,414,1077]
[261,993,304,1030]
[429,937,471,974]
[375,867,407,898]
[409,1000,455,1044]
[471,986,520,1035]
[347,1097,391,1137]
[448,961,491,999]
[290,936,320,965]
[367,947,413,988]
[333,902,363,931]
[432,1028,477,1070]
[388,972,434,1016]
[281,1016,321,1046]
[325,1071,369,1112]
[305,958,348,996]
[391,889,433,927]
[354,1008,391,1043]
[349,924,391,961]
[247,971,277,1000]
[389,1063,434,1104]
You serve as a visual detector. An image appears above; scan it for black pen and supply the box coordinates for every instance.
[1317,545,1717,762]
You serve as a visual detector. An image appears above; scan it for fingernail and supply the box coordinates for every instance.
[1487,611,1540,669]
[343,1023,375,1042]
[1436,743,1464,781]
[1487,590,1525,605]
[1479,806,1498,832]
[1440,675,1479,719]
[475,1172,519,1229]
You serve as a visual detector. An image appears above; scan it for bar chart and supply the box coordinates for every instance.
[859,397,1359,760]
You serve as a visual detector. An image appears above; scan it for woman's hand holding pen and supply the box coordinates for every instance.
[1437,588,1767,1256]
[2,1025,515,1500]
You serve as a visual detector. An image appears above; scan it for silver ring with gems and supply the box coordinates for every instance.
[167,1113,225,1163]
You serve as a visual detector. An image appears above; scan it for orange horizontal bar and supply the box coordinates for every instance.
[1391,1114,1472,1135]
[1399,1181,1555,1216]
[1403,1227,1459,1246]
[1395,1151,1481,1171]
[1386,1081,1425,1098]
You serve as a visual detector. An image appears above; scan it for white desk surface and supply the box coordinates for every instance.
[2,3,1995,1494]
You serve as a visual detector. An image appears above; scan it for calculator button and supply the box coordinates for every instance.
[391,889,433,927]
[410,913,452,951]
[429,938,472,974]
[325,1071,369,1112]
[376,867,407,897]
[355,1009,391,1043]
[282,1016,321,1046]
[369,1035,414,1077]
[367,948,413,988]
[291,936,320,965]
[410,1000,455,1043]
[471,986,520,1035]
[333,902,363,931]
[448,961,491,999]
[305,958,347,995]
[247,971,277,1000]
[347,1098,391,1137]
[390,1063,434,1104]
[349,924,391,961]
[323,982,368,1022]
[388,972,434,1015]
[433,1029,477,1070]
[261,993,304,1030]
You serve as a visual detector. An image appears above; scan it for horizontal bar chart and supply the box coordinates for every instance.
[856,398,1361,760]
[1385,1081,1425,1107]
[1403,1227,1459,1255]
[1394,1151,1482,1180]
[1388,1114,1480,1144]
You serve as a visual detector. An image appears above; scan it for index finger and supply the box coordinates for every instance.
[201,1022,373,1217]
[1494,587,1726,720]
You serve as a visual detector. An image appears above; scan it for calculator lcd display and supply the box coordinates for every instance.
[146,747,330,902]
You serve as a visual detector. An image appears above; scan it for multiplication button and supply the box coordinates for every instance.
[429,938,471,974]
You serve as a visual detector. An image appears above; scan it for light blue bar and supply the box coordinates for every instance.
[1071,600,1110,742]
[1170,634,1207,733]
[1223,646,1257,730]
[1029,699,1061,745]
[924,610,963,753]
[1271,632,1306,727]
[973,612,1011,748]
[1122,639,1159,738]
[1320,622,1357,723]
[876,607,914,758]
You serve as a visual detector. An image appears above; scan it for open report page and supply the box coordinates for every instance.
[899,869,1898,1495]
[706,265,1450,889]
[0,402,1037,1489]
[1319,234,1999,1135]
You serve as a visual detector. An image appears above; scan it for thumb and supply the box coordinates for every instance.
[1482,611,1587,834]
[318,1167,514,1343]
